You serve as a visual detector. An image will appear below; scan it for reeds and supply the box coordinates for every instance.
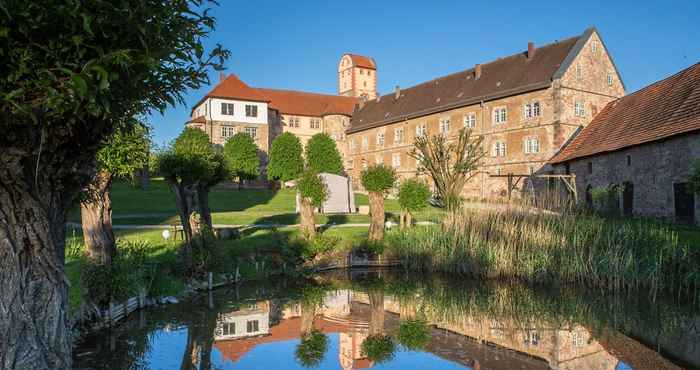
[387,209,699,303]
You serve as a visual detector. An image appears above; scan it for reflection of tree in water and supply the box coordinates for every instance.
[295,287,329,368]
[180,294,217,370]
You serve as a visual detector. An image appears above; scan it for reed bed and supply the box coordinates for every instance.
[387,209,700,302]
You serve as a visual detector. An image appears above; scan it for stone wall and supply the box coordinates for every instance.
[554,133,700,224]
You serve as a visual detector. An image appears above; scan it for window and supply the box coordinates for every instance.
[591,40,598,54]
[571,331,584,349]
[524,102,541,119]
[493,107,507,124]
[222,322,235,336]
[576,63,583,80]
[492,141,507,157]
[587,162,593,174]
[221,125,236,139]
[221,102,234,115]
[525,137,540,154]
[368,70,371,76]
[288,116,300,128]
[244,126,257,140]
[439,117,451,135]
[574,101,585,117]
[375,155,383,165]
[361,136,368,150]
[246,320,259,333]
[360,69,364,75]
[362,158,367,170]
[394,128,404,144]
[245,104,258,117]
[463,113,476,128]
[415,124,427,138]
[524,330,540,346]
[392,153,401,168]
[607,73,614,87]
[626,155,631,166]
[376,132,385,147]
[310,118,321,129]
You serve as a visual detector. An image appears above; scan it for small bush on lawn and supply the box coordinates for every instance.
[300,234,339,260]
[361,334,396,363]
[82,240,151,306]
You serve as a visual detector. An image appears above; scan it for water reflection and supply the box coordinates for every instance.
[74,270,700,369]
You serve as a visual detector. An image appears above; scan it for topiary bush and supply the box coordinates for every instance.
[223,132,260,185]
[361,164,396,193]
[268,132,303,183]
[361,334,396,364]
[305,133,343,175]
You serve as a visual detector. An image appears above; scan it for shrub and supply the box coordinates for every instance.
[297,170,329,207]
[268,132,303,183]
[361,334,396,363]
[361,165,396,193]
[590,185,621,215]
[689,159,700,194]
[300,234,339,260]
[398,179,431,213]
[397,319,431,351]
[305,133,343,175]
[223,132,260,184]
[295,330,329,368]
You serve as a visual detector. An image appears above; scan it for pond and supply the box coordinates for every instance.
[74,269,700,369]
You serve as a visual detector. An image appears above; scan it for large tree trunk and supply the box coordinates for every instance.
[299,197,316,239]
[166,178,197,272]
[196,185,213,231]
[80,170,116,265]
[300,300,316,336]
[368,191,385,241]
[368,290,385,336]
[0,157,75,369]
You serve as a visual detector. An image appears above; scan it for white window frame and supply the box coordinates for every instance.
[221,125,236,139]
[607,73,614,87]
[525,137,540,154]
[361,158,367,170]
[246,320,259,333]
[463,113,476,128]
[361,136,369,150]
[493,107,507,124]
[574,101,585,117]
[492,141,507,157]
[222,322,235,336]
[376,132,385,147]
[245,104,258,117]
[415,124,427,138]
[394,128,404,144]
[392,153,401,168]
[576,63,583,80]
[591,40,598,54]
[524,101,541,119]
[221,102,235,116]
[439,117,451,135]
[244,126,257,140]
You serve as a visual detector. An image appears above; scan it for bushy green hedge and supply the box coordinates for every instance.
[361,165,396,193]
[306,133,343,175]
[268,132,303,182]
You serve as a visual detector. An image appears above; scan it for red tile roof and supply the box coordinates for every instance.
[550,61,700,163]
[258,88,358,117]
[347,54,376,70]
[187,115,206,124]
[194,74,270,110]
[348,34,582,134]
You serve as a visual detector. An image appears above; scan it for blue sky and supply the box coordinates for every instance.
[148,0,700,145]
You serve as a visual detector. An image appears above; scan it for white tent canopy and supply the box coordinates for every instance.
[296,173,356,214]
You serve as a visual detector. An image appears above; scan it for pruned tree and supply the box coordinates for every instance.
[0,1,227,367]
[158,127,219,272]
[361,165,397,241]
[306,133,343,175]
[267,132,304,187]
[397,179,431,229]
[410,128,484,212]
[297,170,329,239]
[81,122,150,265]
[196,151,229,230]
[223,132,260,188]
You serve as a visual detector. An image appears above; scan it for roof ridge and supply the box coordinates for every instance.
[256,87,357,99]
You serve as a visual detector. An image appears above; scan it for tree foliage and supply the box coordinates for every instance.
[223,133,260,183]
[397,319,431,351]
[306,133,343,175]
[410,128,484,212]
[360,335,396,364]
[361,165,397,193]
[160,127,217,183]
[267,132,303,182]
[689,160,700,194]
[398,179,431,213]
[297,170,329,207]
[295,330,329,368]
[95,121,150,179]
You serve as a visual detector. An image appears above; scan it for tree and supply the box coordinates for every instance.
[267,132,304,186]
[0,2,227,367]
[361,165,397,241]
[397,179,431,229]
[159,128,219,273]
[689,160,700,194]
[196,151,229,231]
[306,133,343,175]
[81,122,150,265]
[410,128,484,212]
[223,133,260,187]
[297,170,329,239]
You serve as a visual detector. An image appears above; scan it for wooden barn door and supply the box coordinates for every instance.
[622,182,634,216]
[674,183,695,224]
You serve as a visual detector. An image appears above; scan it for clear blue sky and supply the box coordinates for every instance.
[148,0,700,145]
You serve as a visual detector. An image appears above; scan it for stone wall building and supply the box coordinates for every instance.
[550,62,700,225]
[346,27,625,198]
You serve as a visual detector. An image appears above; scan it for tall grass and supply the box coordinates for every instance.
[387,209,700,303]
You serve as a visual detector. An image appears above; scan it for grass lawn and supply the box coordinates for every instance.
[68,179,444,226]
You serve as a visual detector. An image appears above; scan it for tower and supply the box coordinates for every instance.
[338,54,377,100]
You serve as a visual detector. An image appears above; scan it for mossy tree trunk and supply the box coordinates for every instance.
[80,170,116,265]
[368,191,385,241]
[300,196,316,239]
[369,290,385,336]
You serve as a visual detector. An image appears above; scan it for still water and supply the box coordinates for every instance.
[74,270,700,369]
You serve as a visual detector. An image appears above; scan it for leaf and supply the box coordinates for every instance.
[71,74,88,97]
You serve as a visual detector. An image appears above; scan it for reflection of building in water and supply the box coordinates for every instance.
[211,290,650,370]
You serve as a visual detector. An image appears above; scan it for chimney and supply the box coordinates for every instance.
[394,85,401,99]
[474,64,482,80]
[219,72,225,82]
[527,42,536,59]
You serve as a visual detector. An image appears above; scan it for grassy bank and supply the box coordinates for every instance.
[387,209,700,302]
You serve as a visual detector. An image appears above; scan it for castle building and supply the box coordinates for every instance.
[346,27,625,198]
[338,54,378,100]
